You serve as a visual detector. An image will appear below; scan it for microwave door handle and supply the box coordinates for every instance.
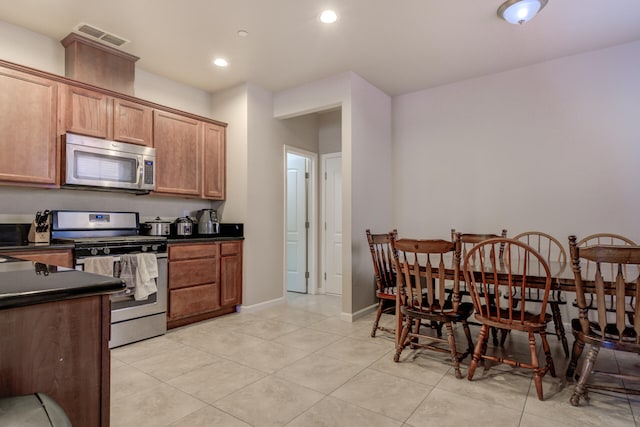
[137,157,144,188]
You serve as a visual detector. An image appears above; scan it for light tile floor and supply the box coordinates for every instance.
[111,293,640,426]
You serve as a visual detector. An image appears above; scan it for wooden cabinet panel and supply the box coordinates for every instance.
[220,241,243,307]
[169,283,220,319]
[113,98,153,146]
[0,67,57,186]
[202,122,226,200]
[63,85,110,139]
[153,110,201,196]
[2,249,73,268]
[169,242,218,261]
[169,258,217,289]
[0,295,111,426]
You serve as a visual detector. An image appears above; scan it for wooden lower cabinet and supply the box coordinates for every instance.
[1,249,73,268]
[0,295,111,426]
[167,240,242,329]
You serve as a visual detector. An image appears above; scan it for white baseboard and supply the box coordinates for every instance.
[238,296,285,314]
[339,303,378,322]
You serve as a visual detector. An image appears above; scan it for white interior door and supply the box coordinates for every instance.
[323,154,342,295]
[286,153,308,293]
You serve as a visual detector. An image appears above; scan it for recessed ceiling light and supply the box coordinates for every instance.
[320,10,338,24]
[213,58,228,67]
[237,30,249,37]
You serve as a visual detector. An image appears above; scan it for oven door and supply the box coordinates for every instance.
[75,253,167,321]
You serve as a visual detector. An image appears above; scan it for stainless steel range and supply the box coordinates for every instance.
[51,210,167,348]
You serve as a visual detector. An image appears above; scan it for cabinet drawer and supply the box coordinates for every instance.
[170,283,220,319]
[2,250,73,268]
[220,241,242,255]
[169,243,218,261]
[169,258,217,289]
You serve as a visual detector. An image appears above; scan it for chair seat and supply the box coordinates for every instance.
[376,286,397,299]
[402,301,474,321]
[571,299,636,313]
[476,306,552,329]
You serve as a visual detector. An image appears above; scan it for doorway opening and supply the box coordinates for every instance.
[285,147,317,294]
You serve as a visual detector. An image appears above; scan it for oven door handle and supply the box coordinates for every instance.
[75,252,167,266]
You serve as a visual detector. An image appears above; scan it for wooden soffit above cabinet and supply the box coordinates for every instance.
[61,32,139,96]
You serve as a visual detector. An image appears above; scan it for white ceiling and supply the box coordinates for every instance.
[1,0,640,96]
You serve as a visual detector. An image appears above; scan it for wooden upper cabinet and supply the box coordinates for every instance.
[153,110,201,196]
[63,85,110,139]
[62,85,152,146]
[202,122,226,200]
[0,66,57,186]
[113,98,153,147]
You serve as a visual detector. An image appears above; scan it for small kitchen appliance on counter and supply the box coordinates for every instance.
[197,209,220,235]
[140,217,171,236]
[172,216,194,237]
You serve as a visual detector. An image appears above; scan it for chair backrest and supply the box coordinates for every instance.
[391,233,461,313]
[512,231,567,264]
[452,228,507,264]
[576,233,637,247]
[569,235,640,344]
[366,229,398,292]
[462,238,552,325]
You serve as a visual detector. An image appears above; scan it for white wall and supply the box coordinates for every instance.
[318,110,341,154]
[393,40,640,244]
[274,72,393,316]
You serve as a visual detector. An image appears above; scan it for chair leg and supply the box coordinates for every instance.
[570,345,599,406]
[445,321,462,379]
[566,338,585,379]
[462,320,474,356]
[371,299,384,337]
[528,330,544,401]
[491,326,499,346]
[550,301,569,357]
[540,330,555,378]
[394,319,411,362]
[468,324,489,381]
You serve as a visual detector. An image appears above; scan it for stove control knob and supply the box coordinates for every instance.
[103,247,111,255]
[151,245,159,251]
[141,245,148,252]
[90,248,98,256]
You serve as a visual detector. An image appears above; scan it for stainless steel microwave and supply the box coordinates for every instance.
[62,133,156,194]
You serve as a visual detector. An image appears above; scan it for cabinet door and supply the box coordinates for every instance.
[202,122,226,200]
[169,283,220,319]
[220,241,242,306]
[113,98,153,146]
[63,85,110,139]
[0,67,57,186]
[2,250,73,268]
[153,110,201,196]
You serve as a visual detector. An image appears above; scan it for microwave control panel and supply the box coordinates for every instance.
[144,161,154,185]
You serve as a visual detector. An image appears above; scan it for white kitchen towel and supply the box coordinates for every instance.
[83,256,114,276]
[134,253,158,301]
[119,254,138,295]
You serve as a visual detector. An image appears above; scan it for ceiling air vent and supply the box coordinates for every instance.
[73,23,130,47]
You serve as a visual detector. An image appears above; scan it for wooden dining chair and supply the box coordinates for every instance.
[366,229,398,337]
[391,232,474,379]
[565,235,640,406]
[464,238,556,400]
[571,233,638,336]
[510,231,569,356]
[452,228,507,345]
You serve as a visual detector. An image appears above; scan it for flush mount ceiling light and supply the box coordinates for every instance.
[320,10,338,24]
[497,0,548,25]
[213,58,228,67]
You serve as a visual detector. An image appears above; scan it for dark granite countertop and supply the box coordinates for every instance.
[0,255,125,310]
[0,242,75,251]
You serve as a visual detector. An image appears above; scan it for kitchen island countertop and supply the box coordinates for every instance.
[0,255,124,309]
